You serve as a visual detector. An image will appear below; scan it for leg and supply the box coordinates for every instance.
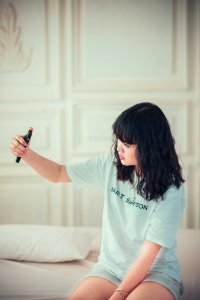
[68,276,117,300]
[126,281,175,300]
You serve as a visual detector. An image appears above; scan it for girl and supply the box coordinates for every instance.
[10,102,185,300]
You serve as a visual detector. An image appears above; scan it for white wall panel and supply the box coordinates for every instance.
[0,0,61,101]
[72,0,188,91]
[69,102,125,155]
[0,0,199,228]
[0,180,63,225]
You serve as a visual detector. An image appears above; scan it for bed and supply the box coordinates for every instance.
[0,225,101,300]
[0,225,199,300]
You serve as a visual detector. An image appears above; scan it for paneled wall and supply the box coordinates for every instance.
[0,0,199,228]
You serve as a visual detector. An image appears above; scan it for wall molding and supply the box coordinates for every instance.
[0,0,61,101]
[72,0,188,91]
[0,2,33,72]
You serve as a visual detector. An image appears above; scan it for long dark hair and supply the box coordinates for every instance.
[112,102,184,201]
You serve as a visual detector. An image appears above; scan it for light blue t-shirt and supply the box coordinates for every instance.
[67,152,185,282]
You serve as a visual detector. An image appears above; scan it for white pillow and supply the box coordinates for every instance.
[0,224,97,262]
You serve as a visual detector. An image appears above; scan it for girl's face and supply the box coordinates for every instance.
[117,139,138,167]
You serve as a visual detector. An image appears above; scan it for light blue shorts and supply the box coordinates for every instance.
[86,263,184,300]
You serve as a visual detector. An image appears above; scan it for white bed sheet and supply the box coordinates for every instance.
[0,254,97,300]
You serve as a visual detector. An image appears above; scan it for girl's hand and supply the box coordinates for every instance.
[10,134,29,158]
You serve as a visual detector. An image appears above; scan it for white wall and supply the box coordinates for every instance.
[0,0,199,228]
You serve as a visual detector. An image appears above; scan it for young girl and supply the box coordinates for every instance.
[10,102,185,300]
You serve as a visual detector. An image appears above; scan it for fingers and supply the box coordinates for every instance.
[10,134,28,158]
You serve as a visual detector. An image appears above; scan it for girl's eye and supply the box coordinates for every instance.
[124,143,130,148]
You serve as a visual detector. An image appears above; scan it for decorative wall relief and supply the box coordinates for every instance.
[0,2,32,72]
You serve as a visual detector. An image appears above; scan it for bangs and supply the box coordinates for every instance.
[112,113,138,145]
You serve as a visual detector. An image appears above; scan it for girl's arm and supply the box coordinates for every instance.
[10,134,71,183]
[109,240,161,300]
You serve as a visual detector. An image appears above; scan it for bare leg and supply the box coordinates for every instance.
[126,281,175,300]
[68,276,117,300]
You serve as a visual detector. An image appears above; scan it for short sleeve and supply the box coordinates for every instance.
[67,152,113,189]
[146,185,185,249]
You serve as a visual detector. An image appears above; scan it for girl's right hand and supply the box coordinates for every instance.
[10,134,29,159]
